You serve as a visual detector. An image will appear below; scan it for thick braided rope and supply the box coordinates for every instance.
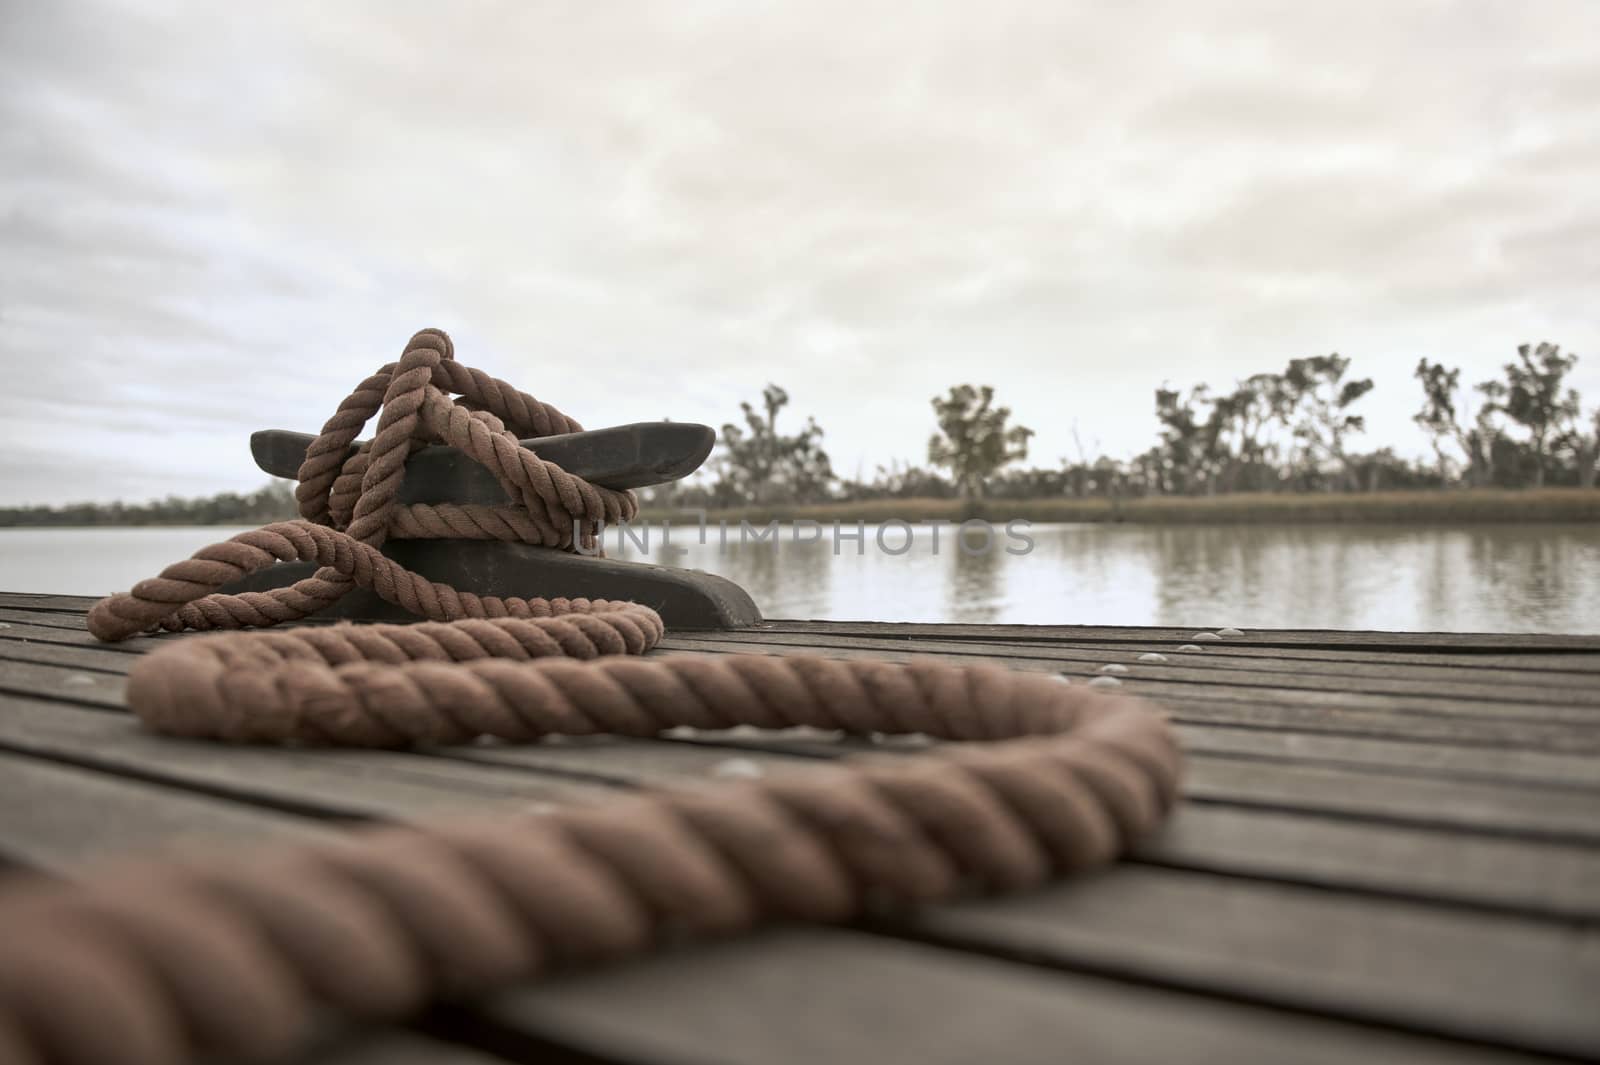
[3,328,1183,1065]
[0,641,1179,1065]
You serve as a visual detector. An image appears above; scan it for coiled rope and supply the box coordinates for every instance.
[0,329,1182,1065]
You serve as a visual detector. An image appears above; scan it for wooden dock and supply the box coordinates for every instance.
[1,590,1596,1064]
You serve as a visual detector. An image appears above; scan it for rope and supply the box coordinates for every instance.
[87,328,640,642]
[0,329,1182,1065]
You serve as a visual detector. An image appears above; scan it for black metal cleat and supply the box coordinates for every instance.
[250,421,717,498]
[225,421,761,629]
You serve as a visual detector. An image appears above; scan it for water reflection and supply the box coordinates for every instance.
[946,536,1004,625]
[2,521,1596,633]
[608,521,1600,633]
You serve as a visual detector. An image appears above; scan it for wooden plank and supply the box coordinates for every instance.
[0,748,330,867]
[4,595,1597,1059]
[6,686,1592,920]
[0,608,335,647]
[710,626,1600,673]
[9,740,1588,1056]
[24,620,1594,742]
[441,738,1600,920]
[45,624,1590,782]
[9,624,1597,752]
[0,592,103,612]
[1171,723,1600,791]
[300,725,1600,1049]
[661,719,1600,791]
[12,610,1600,716]
[663,631,1600,697]
[0,640,139,675]
[1145,681,1600,729]
[71,660,1564,846]
[487,928,1547,1065]
[0,753,523,1065]
[28,615,1589,764]
[16,696,1587,1030]
[14,595,1600,662]
[7,639,1598,911]
[447,733,1600,844]
[27,627,1600,695]
[651,647,1600,752]
[658,639,1600,721]
[1038,658,1600,708]
[0,693,610,819]
[0,658,126,708]
[1161,696,1600,754]
[1181,757,1600,844]
[659,641,1600,727]
[0,606,97,631]
[754,618,1600,653]
[0,753,1548,1063]
[1140,805,1600,921]
[904,865,1599,1057]
[12,674,1596,917]
[34,623,1587,786]
[0,611,175,653]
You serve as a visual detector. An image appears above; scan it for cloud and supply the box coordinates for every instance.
[1,0,1597,504]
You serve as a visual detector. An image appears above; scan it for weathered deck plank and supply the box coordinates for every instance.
[6,655,1596,846]
[904,867,1598,1053]
[0,692,610,818]
[665,635,1600,720]
[664,629,1600,692]
[1169,724,1600,790]
[5,629,1596,784]
[479,930,1560,1065]
[0,599,1595,1064]
[0,748,329,867]
[9,743,1566,1063]
[750,617,1600,653]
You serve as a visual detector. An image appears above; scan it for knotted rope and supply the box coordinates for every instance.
[87,328,641,641]
[0,329,1182,1065]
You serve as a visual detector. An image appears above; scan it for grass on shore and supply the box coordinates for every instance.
[638,488,1600,526]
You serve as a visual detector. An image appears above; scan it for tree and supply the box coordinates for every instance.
[1471,377,1516,485]
[1346,447,1437,492]
[1281,354,1374,490]
[1413,359,1495,486]
[1563,409,1600,489]
[927,385,1034,499]
[1553,385,1599,490]
[1218,372,1290,492]
[715,385,835,505]
[1154,384,1231,495]
[0,480,300,527]
[1498,342,1578,488]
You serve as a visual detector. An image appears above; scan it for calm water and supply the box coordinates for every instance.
[3,523,1598,633]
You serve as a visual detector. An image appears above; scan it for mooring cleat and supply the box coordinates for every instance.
[227,419,762,629]
[251,421,716,497]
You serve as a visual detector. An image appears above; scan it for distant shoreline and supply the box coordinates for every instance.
[638,488,1600,526]
[0,522,264,530]
[2,488,1596,529]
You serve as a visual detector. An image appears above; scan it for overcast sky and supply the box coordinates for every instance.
[2,0,1597,505]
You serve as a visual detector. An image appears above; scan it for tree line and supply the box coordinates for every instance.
[654,341,1599,508]
[0,481,298,528]
[4,342,1596,526]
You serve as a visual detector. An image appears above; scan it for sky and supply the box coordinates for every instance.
[2,0,1597,505]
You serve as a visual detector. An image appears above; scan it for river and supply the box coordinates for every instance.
[2,522,1597,633]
